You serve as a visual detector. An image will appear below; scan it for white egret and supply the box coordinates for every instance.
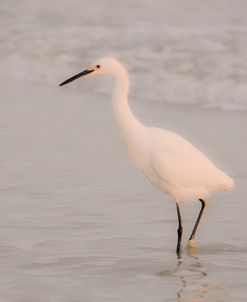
[59,57,234,255]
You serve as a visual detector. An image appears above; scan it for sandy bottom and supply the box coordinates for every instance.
[0,81,246,301]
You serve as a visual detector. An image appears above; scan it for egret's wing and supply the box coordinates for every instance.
[148,128,228,189]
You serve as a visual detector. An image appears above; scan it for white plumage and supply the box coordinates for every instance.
[60,57,234,254]
[145,127,234,202]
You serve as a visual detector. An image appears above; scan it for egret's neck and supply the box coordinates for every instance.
[112,68,144,138]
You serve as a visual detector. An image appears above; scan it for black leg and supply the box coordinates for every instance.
[176,202,183,256]
[188,199,207,247]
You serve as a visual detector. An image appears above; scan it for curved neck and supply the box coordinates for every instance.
[112,68,144,142]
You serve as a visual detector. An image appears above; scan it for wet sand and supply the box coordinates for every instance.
[0,80,246,301]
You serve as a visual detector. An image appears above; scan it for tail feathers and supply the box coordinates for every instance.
[220,173,234,191]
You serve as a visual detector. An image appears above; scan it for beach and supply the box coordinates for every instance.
[0,1,247,301]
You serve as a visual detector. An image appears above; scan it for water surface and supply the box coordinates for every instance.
[0,1,247,301]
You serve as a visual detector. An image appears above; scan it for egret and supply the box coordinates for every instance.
[59,57,234,255]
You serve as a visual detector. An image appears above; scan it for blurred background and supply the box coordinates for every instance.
[0,1,246,301]
[1,0,247,109]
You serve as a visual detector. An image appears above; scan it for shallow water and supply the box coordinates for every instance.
[0,1,247,301]
[0,82,246,301]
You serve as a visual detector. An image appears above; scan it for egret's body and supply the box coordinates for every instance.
[60,57,234,255]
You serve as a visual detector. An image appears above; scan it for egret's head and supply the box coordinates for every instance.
[59,57,125,86]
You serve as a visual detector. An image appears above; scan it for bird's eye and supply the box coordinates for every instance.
[96,64,100,69]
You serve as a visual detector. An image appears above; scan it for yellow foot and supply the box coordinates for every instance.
[187,239,197,249]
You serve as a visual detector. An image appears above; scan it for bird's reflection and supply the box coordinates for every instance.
[157,250,225,302]
[176,253,209,302]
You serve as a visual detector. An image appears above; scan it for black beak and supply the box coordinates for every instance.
[59,69,94,86]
